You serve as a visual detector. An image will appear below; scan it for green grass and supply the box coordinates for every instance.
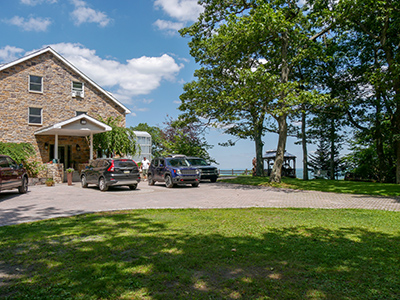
[1,208,400,299]
[219,176,400,197]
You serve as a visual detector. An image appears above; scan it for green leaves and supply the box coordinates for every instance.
[93,116,137,158]
[0,142,35,164]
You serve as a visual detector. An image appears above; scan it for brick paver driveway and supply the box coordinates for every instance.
[1,181,400,226]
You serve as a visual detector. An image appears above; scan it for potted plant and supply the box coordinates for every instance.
[45,178,55,187]
[66,168,74,185]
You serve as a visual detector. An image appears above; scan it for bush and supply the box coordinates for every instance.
[0,142,43,177]
[0,142,36,163]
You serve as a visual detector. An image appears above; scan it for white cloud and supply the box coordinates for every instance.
[141,98,154,105]
[3,16,52,32]
[49,43,184,103]
[0,46,24,63]
[154,0,203,34]
[20,0,57,5]
[153,19,185,35]
[70,0,111,27]
[154,0,203,22]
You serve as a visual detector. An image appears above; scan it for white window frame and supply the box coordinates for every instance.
[28,107,43,125]
[29,75,43,93]
[72,81,84,97]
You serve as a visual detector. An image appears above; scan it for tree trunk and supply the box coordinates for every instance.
[270,31,289,183]
[301,111,309,180]
[382,41,400,183]
[393,93,400,184]
[374,91,387,182]
[254,122,264,176]
[396,137,400,184]
[329,119,335,180]
[270,115,287,183]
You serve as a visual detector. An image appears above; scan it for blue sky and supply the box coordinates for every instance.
[0,0,307,169]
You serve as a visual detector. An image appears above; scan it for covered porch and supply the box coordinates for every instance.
[34,114,111,182]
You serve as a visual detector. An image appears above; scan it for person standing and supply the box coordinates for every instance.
[141,157,150,181]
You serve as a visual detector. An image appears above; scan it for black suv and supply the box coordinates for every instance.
[81,158,141,191]
[148,155,200,188]
[0,155,28,194]
[186,156,219,182]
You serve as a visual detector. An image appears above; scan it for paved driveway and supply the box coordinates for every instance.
[1,181,400,226]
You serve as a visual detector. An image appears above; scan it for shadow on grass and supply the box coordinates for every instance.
[1,211,399,299]
[220,177,400,198]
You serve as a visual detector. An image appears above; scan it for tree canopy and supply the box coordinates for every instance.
[93,116,137,158]
[180,0,329,182]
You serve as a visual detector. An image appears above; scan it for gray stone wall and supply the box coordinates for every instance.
[0,52,127,173]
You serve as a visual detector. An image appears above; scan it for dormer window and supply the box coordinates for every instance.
[72,81,84,98]
[29,75,43,93]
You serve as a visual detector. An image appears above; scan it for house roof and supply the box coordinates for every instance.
[263,150,297,159]
[133,131,151,138]
[34,114,112,137]
[0,46,131,115]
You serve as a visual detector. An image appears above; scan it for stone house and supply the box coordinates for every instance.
[0,47,131,181]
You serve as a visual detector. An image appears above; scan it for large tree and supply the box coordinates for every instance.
[180,0,329,182]
[160,117,214,161]
[93,116,137,158]
[312,0,400,182]
[180,62,276,176]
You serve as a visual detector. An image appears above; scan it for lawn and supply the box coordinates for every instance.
[219,176,400,197]
[1,208,400,299]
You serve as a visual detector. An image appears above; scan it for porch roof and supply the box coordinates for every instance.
[263,150,297,159]
[34,114,111,137]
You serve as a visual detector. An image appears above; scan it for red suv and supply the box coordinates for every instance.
[0,155,29,194]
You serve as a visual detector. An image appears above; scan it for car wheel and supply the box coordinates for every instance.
[210,177,217,183]
[81,175,88,188]
[99,177,108,191]
[165,175,174,188]
[129,184,137,190]
[18,177,28,194]
[192,182,199,188]
[148,174,155,186]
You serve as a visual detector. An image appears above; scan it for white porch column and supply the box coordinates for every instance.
[54,133,59,161]
[90,133,93,160]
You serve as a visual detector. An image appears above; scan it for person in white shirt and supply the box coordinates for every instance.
[141,157,150,181]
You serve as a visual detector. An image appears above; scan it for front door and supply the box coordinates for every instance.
[50,145,72,168]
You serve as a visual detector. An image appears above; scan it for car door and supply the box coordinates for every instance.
[150,159,159,181]
[6,157,20,188]
[156,158,166,181]
[94,159,107,183]
[85,160,98,183]
[0,157,11,189]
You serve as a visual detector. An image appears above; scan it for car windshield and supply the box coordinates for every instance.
[187,158,208,166]
[167,158,190,167]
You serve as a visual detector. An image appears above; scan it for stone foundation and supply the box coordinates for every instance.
[40,163,64,183]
